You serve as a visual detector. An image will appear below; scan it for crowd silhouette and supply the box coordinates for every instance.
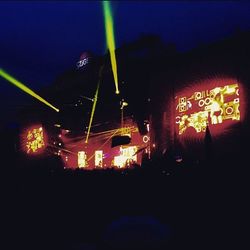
[2,129,247,250]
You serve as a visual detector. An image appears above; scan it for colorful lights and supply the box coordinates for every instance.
[60,119,146,169]
[0,68,59,112]
[175,83,241,136]
[102,1,119,94]
[23,126,47,154]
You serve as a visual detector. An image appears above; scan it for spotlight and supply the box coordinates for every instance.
[103,1,119,94]
[0,68,59,112]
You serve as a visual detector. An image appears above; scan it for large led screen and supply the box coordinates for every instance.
[175,81,242,137]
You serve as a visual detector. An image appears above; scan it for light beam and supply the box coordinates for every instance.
[103,1,119,94]
[0,68,59,112]
[85,81,100,143]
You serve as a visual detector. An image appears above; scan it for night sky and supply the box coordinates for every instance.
[1,1,250,113]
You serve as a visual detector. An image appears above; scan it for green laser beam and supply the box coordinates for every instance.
[103,1,119,94]
[85,68,102,143]
[0,68,59,112]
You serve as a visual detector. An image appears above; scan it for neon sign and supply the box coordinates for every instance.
[175,84,240,135]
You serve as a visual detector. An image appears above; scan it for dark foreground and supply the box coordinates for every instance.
[2,157,248,250]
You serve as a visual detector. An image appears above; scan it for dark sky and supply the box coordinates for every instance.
[1,1,250,108]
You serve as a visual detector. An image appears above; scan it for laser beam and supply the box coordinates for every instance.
[103,1,119,94]
[85,62,105,144]
[85,83,99,143]
[0,68,59,112]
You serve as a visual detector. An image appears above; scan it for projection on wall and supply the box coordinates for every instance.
[21,125,47,154]
[175,83,241,136]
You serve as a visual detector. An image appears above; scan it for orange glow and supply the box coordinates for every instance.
[175,82,242,137]
[60,119,148,169]
[22,125,47,154]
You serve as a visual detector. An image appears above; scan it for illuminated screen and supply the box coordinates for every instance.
[22,125,47,154]
[78,151,87,168]
[175,83,241,136]
[113,146,137,168]
[95,150,103,167]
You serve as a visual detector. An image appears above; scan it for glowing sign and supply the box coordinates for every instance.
[175,84,240,135]
[78,151,87,168]
[76,52,90,69]
[76,58,89,69]
[25,127,46,154]
[95,150,103,167]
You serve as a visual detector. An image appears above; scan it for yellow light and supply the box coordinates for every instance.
[78,151,87,168]
[85,84,99,143]
[103,1,119,94]
[114,155,126,168]
[26,127,45,154]
[0,68,59,112]
[114,146,137,168]
[176,84,240,135]
[95,150,103,167]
